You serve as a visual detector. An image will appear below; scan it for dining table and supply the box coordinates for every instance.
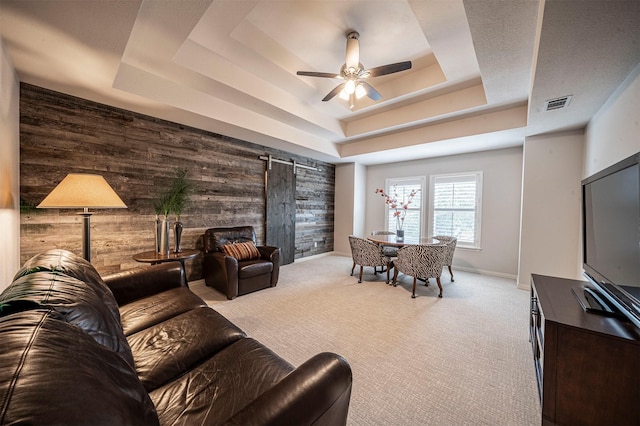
[367,234,442,247]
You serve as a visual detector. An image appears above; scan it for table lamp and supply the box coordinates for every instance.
[38,173,127,262]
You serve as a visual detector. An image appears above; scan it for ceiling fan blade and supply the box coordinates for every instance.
[297,71,342,79]
[362,61,412,78]
[360,81,382,101]
[345,31,360,71]
[322,83,346,102]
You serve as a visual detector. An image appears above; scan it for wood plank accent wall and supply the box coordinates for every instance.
[19,84,335,280]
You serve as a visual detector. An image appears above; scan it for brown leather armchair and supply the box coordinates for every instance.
[203,226,280,299]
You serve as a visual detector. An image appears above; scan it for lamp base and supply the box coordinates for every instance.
[79,210,92,262]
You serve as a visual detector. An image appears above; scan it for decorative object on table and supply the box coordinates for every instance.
[153,168,192,255]
[37,173,127,262]
[153,214,162,254]
[153,198,171,256]
[375,185,419,239]
[173,220,183,253]
[169,169,190,253]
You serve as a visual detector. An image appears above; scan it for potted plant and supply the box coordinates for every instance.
[375,185,418,240]
[154,169,192,254]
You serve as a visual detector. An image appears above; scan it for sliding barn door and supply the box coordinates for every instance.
[266,161,295,265]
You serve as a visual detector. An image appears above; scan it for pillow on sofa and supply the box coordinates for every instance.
[222,241,260,260]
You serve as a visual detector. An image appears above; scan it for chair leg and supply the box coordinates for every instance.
[448,265,454,282]
[411,277,417,298]
[392,268,399,287]
[386,261,392,284]
[351,262,356,276]
[358,265,363,283]
[436,277,443,298]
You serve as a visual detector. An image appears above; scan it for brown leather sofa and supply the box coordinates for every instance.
[203,226,280,299]
[0,249,352,425]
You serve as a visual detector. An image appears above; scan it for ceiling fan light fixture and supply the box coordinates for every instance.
[296,31,412,108]
[344,79,356,95]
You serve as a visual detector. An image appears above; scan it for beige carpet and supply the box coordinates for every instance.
[190,254,541,425]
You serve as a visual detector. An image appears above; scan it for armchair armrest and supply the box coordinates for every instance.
[203,252,240,299]
[258,245,280,286]
[103,263,186,306]
[223,352,352,426]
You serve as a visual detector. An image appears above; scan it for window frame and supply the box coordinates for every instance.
[383,176,426,240]
[428,171,483,249]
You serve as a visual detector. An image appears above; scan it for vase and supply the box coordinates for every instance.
[159,217,171,256]
[154,215,161,253]
[174,218,183,253]
[396,229,404,241]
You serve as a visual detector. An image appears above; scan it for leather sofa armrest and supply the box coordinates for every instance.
[223,352,352,426]
[103,262,186,306]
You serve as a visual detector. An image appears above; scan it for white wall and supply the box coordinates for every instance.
[334,162,367,255]
[518,131,584,287]
[366,147,523,278]
[585,61,640,178]
[0,37,20,290]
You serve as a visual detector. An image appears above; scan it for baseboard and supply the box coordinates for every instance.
[294,251,338,263]
[452,265,517,281]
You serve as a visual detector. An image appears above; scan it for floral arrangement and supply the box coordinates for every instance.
[375,185,418,231]
[154,168,192,220]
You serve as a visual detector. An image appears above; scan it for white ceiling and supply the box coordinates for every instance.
[1,0,639,165]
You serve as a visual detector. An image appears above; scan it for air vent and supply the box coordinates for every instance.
[544,95,573,111]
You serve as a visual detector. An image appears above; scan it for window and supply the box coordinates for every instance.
[384,177,425,240]
[428,172,483,249]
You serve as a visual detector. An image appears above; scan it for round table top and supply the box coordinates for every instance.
[132,248,200,263]
[367,235,442,247]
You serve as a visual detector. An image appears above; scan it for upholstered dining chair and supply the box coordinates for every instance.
[434,235,457,282]
[348,235,393,284]
[392,243,447,298]
[370,230,399,272]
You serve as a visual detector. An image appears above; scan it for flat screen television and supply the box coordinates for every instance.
[582,151,640,329]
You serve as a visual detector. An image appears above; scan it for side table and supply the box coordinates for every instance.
[132,249,200,281]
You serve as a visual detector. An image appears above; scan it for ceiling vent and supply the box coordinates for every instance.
[544,95,573,111]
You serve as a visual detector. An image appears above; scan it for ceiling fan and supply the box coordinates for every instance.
[297,31,412,109]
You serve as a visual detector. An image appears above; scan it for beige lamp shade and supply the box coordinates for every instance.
[38,174,127,209]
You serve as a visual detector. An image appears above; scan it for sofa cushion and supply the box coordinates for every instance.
[0,270,135,368]
[222,241,260,260]
[0,308,159,425]
[118,286,207,336]
[149,338,293,425]
[127,307,246,391]
[238,258,273,279]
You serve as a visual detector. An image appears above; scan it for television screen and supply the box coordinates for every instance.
[582,152,640,328]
